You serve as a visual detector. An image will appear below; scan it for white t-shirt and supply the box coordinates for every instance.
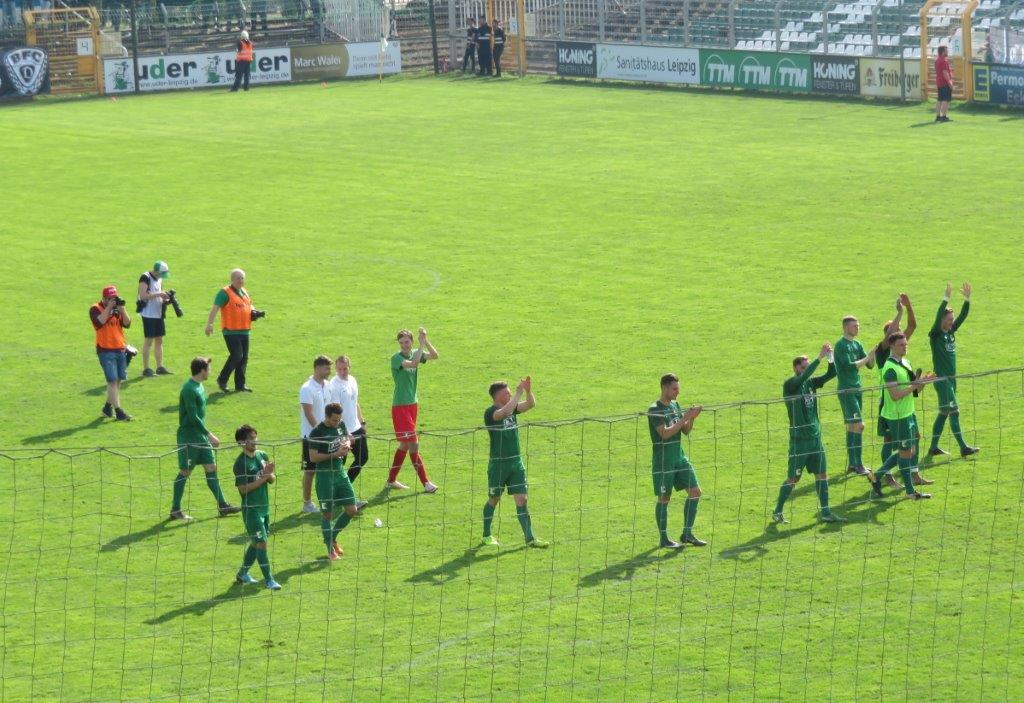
[299,376,328,437]
[138,272,164,319]
[328,374,361,433]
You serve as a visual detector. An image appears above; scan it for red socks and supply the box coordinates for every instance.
[387,449,407,483]
[411,452,429,483]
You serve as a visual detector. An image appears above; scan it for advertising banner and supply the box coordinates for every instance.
[811,55,859,95]
[699,50,811,91]
[556,41,597,78]
[103,48,292,93]
[858,58,921,100]
[1,47,50,98]
[291,41,401,80]
[972,63,1024,106]
[595,43,699,84]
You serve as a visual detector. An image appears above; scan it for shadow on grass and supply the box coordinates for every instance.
[909,120,941,128]
[578,546,684,588]
[22,417,106,445]
[718,521,821,562]
[100,516,216,552]
[144,559,330,624]
[407,544,526,585]
[81,376,147,397]
[363,486,424,510]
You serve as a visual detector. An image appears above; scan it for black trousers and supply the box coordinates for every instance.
[478,48,492,75]
[494,45,504,76]
[346,427,369,482]
[217,334,249,389]
[462,45,475,72]
[231,60,251,91]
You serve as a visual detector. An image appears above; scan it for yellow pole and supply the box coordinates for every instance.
[919,0,933,101]
[963,0,979,100]
[516,0,527,76]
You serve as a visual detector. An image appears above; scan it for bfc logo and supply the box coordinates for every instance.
[2,47,49,96]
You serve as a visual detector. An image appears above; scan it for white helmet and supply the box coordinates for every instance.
[240,30,250,41]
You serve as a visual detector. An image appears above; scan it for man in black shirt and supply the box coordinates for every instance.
[462,17,477,73]
[493,19,506,77]
[476,16,492,76]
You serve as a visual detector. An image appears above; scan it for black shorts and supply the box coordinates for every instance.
[142,316,166,338]
[937,85,952,102]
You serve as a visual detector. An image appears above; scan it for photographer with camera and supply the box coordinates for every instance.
[90,285,133,421]
[205,268,264,393]
[137,260,174,377]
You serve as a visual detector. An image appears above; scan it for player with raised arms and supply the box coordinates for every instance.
[648,373,706,548]
[387,327,440,493]
[871,333,936,500]
[772,343,845,524]
[480,377,549,548]
[927,282,979,458]
[232,424,281,590]
[306,403,356,559]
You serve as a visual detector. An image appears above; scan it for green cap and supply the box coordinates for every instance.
[154,261,170,279]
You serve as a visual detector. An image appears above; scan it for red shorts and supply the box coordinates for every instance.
[392,403,419,442]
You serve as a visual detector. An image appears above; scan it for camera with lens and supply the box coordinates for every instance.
[250,309,267,321]
[113,296,127,307]
[125,344,138,366]
[162,289,184,319]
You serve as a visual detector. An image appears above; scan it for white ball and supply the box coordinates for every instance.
[373,518,383,528]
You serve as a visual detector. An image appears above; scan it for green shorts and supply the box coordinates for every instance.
[316,470,356,512]
[176,435,215,470]
[487,458,528,497]
[887,415,919,451]
[788,438,826,479]
[242,509,270,544]
[653,459,699,496]
[876,414,889,439]
[838,390,863,423]
[934,378,958,414]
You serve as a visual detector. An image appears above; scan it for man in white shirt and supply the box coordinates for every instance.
[299,356,332,513]
[329,355,368,511]
[137,260,171,377]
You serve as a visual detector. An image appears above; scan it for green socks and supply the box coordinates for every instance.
[815,479,830,514]
[242,545,257,569]
[321,518,332,546]
[255,548,272,581]
[774,483,794,515]
[205,472,227,506]
[171,473,187,511]
[846,431,862,467]
[333,512,352,535]
[881,440,895,465]
[876,451,900,477]
[683,497,699,537]
[949,414,969,450]
[516,505,534,542]
[930,414,948,450]
[483,502,496,537]
[655,502,668,540]
[898,455,916,495]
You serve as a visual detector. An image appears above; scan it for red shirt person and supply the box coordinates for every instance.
[934,46,953,122]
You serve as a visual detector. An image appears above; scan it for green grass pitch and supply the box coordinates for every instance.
[1,74,1023,701]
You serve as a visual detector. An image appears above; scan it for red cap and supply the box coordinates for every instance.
[102,285,118,298]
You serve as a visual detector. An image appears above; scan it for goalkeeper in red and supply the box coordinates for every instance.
[649,373,706,548]
[232,424,281,590]
[387,328,439,493]
[480,376,548,548]
[773,344,845,523]
[927,282,979,458]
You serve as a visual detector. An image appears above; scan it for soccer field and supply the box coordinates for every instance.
[1,75,1023,702]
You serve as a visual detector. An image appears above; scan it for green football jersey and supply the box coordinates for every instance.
[306,422,348,475]
[391,351,425,406]
[783,359,836,440]
[233,450,270,511]
[834,336,867,389]
[484,406,520,460]
[177,378,209,441]
[930,300,969,379]
[648,400,689,467]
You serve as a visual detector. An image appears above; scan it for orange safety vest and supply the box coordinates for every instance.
[92,303,126,350]
[220,285,252,331]
[236,40,254,63]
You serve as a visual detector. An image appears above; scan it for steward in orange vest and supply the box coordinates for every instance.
[90,285,133,420]
[205,269,262,393]
[231,30,254,92]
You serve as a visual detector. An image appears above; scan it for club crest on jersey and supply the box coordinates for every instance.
[3,48,48,95]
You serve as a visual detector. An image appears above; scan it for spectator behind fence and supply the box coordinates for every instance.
[493,19,506,77]
[90,285,133,421]
[230,30,254,92]
[476,16,492,76]
[462,17,477,73]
